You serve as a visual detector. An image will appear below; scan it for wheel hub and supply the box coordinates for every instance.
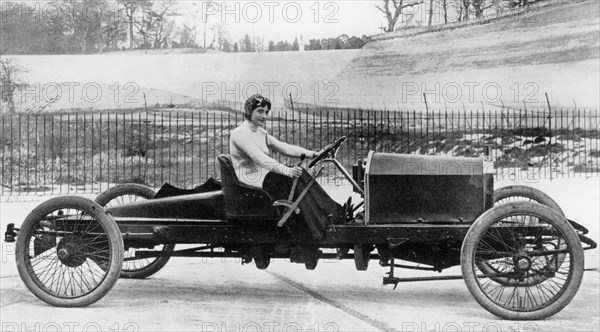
[56,236,88,268]
[513,255,532,273]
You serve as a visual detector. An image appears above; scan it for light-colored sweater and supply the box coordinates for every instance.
[229,120,314,187]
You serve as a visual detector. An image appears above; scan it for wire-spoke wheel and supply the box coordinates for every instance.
[461,202,584,320]
[96,183,174,279]
[16,196,123,307]
[480,185,569,286]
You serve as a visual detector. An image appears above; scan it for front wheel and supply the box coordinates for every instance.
[479,185,568,286]
[461,202,584,320]
[96,183,174,279]
[16,196,123,307]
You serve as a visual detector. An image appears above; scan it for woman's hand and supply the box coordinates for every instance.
[311,149,324,159]
[287,166,303,178]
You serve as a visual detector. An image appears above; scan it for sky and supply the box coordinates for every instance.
[177,1,391,44]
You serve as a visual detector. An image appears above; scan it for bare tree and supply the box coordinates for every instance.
[0,59,26,113]
[439,0,449,23]
[209,23,231,50]
[241,34,254,52]
[433,0,461,24]
[118,0,152,50]
[253,35,265,52]
[151,1,178,48]
[460,0,470,20]
[131,1,178,51]
[192,1,220,48]
[471,0,495,18]
[428,0,435,27]
[176,24,197,48]
[133,6,152,51]
[100,1,127,51]
[376,0,425,32]
[61,0,103,53]
[429,0,454,25]
[457,0,494,20]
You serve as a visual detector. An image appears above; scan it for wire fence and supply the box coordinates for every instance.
[1,106,599,198]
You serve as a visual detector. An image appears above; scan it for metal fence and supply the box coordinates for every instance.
[1,107,599,198]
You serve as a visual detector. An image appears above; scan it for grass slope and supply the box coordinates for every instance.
[334,0,599,110]
[9,50,360,112]
[4,1,598,112]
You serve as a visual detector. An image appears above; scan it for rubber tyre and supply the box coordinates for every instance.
[354,244,371,271]
[304,248,321,270]
[16,196,123,307]
[252,246,271,270]
[96,183,174,279]
[494,185,564,216]
[461,202,584,320]
[95,183,157,207]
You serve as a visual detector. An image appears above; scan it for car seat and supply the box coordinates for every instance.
[217,154,280,220]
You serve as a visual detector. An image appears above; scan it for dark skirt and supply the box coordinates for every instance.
[263,170,342,240]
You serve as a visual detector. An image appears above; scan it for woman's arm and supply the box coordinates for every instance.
[268,134,319,158]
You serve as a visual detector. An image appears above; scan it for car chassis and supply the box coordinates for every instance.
[4,136,597,320]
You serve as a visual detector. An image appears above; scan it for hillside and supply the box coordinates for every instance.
[8,50,360,112]
[4,0,599,113]
[334,0,599,110]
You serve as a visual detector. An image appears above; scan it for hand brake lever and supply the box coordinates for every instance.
[288,153,305,201]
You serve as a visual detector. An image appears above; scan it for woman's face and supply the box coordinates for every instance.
[250,106,269,127]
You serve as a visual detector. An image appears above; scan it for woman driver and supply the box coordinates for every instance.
[229,94,345,239]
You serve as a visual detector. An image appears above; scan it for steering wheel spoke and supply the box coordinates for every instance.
[309,136,347,168]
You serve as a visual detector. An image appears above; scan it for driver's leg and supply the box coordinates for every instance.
[296,170,343,220]
[263,171,344,239]
[262,172,293,201]
[263,172,312,238]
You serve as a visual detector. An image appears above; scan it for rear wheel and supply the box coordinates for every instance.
[494,185,564,216]
[461,202,584,320]
[16,196,123,307]
[96,184,174,279]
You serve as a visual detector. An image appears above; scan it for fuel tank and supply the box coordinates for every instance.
[364,152,493,224]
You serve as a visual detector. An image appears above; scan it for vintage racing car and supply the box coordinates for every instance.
[4,136,597,320]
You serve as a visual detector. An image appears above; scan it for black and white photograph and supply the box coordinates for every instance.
[0,0,598,331]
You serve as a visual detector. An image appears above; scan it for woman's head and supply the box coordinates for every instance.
[244,94,271,121]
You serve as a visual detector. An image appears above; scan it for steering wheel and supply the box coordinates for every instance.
[309,136,347,168]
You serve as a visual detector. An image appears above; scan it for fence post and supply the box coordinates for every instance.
[544,93,553,180]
